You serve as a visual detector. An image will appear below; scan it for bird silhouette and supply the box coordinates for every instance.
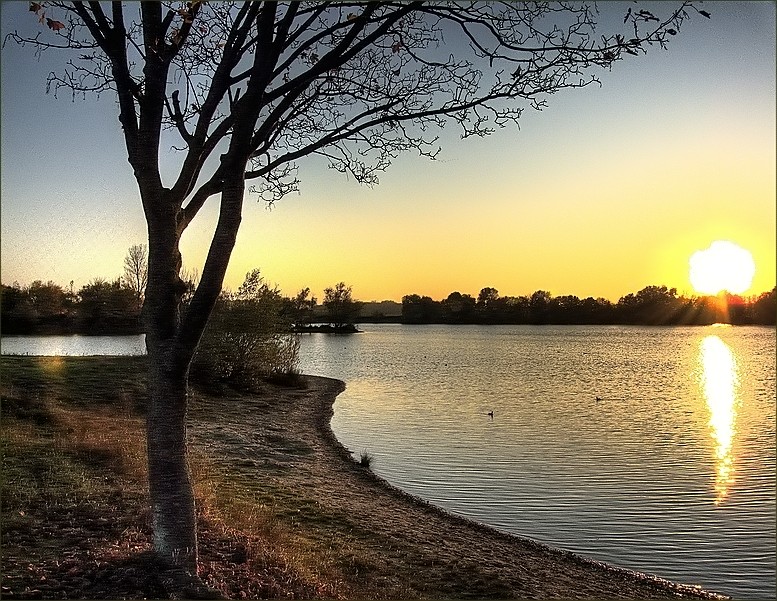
[487,411,494,419]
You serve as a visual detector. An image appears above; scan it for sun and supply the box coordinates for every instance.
[689,241,756,295]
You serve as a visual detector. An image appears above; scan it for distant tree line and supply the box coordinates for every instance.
[0,242,364,335]
[0,276,365,335]
[1,278,142,335]
[1,243,148,335]
[401,285,776,326]
[3,259,774,335]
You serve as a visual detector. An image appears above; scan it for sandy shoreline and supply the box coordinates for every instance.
[187,374,728,600]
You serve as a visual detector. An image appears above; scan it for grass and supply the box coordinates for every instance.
[1,359,162,598]
[0,356,344,599]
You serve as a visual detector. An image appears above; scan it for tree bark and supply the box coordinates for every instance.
[142,176,245,574]
[143,204,199,573]
[146,343,198,573]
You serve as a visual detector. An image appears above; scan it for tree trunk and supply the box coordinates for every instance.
[146,341,198,573]
[142,195,200,574]
[142,176,245,575]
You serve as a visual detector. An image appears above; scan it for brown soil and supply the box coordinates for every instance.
[186,375,729,600]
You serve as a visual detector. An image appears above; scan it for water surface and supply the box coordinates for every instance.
[1,334,146,356]
[298,324,776,599]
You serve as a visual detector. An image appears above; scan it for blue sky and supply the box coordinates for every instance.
[1,2,775,301]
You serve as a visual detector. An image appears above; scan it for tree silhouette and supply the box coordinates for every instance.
[401,293,441,323]
[750,287,777,325]
[443,291,476,323]
[0,280,72,333]
[323,281,359,330]
[477,287,499,308]
[123,243,148,311]
[617,285,684,325]
[285,287,317,328]
[9,0,702,576]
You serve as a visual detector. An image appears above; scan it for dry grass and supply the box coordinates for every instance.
[0,356,345,599]
[51,408,148,483]
[1,401,161,599]
[190,454,346,599]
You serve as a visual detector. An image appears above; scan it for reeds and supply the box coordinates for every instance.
[359,451,374,469]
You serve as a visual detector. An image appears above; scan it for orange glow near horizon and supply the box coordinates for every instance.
[211,205,775,303]
[210,130,775,303]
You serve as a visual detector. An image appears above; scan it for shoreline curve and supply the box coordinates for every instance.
[189,374,729,599]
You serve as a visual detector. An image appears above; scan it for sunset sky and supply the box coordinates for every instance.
[1,2,775,302]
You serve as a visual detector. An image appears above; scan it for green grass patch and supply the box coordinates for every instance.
[2,355,149,414]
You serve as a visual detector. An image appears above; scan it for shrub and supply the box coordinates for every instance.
[359,451,374,469]
[191,270,300,390]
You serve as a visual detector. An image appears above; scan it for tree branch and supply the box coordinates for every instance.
[177,176,244,355]
[165,90,194,145]
[179,173,224,231]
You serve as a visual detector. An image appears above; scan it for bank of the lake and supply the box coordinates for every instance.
[1,355,727,599]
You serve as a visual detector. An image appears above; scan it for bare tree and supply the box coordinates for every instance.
[123,243,148,310]
[7,0,705,576]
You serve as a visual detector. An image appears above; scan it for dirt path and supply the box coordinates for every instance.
[187,375,727,599]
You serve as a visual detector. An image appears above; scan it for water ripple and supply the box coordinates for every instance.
[300,325,776,599]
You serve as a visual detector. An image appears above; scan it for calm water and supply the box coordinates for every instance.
[297,324,776,600]
[0,334,147,356]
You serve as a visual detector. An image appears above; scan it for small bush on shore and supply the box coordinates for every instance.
[191,269,301,391]
[359,451,374,469]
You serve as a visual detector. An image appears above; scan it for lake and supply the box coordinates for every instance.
[3,325,774,598]
[0,334,147,356]
[296,324,776,600]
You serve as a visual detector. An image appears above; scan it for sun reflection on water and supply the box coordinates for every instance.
[699,335,739,505]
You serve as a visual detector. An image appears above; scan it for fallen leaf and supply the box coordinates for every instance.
[29,2,42,13]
